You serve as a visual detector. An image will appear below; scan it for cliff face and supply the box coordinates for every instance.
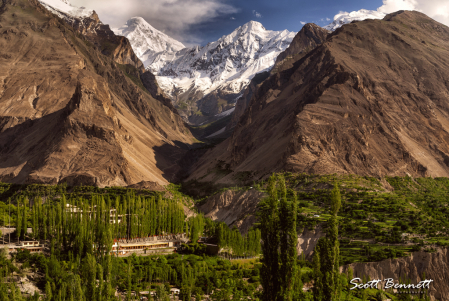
[0,0,194,186]
[342,248,449,301]
[189,11,449,184]
[272,23,329,74]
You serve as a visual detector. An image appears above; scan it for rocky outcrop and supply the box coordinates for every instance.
[189,11,449,184]
[0,0,194,186]
[297,225,325,259]
[272,23,329,74]
[342,248,449,301]
[198,189,265,233]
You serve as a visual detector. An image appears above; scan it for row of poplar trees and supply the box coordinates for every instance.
[217,223,261,257]
[259,174,342,301]
[14,192,186,257]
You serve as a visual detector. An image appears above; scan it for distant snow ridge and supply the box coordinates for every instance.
[38,0,95,20]
[324,9,386,31]
[114,18,295,122]
[113,17,186,71]
[151,20,295,99]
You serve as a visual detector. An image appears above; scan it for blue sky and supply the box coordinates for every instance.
[190,0,381,43]
[71,0,449,47]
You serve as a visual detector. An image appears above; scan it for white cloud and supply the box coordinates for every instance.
[377,0,418,13]
[70,0,238,44]
[326,0,449,28]
[300,21,306,25]
[230,17,236,20]
[379,0,449,25]
[326,18,331,21]
[253,10,262,18]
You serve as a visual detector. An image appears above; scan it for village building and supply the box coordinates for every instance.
[110,234,187,256]
[8,241,43,254]
[65,204,124,223]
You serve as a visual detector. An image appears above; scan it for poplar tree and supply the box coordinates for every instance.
[21,198,28,239]
[45,281,52,301]
[16,200,22,242]
[313,185,342,301]
[259,174,299,301]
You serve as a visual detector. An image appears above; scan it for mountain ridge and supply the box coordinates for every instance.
[188,10,449,184]
[0,0,195,186]
[116,18,296,124]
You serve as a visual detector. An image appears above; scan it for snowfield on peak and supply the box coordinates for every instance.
[157,20,295,92]
[324,9,386,31]
[113,17,186,69]
[38,0,95,20]
[117,18,296,124]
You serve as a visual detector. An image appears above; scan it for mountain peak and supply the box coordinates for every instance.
[127,17,153,27]
[114,16,185,64]
[240,20,266,33]
[39,0,95,19]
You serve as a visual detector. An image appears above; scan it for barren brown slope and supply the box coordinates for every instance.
[0,0,195,186]
[189,11,449,184]
[227,24,329,131]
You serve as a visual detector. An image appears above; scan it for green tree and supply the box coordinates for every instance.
[16,200,22,242]
[313,185,342,301]
[259,175,280,301]
[155,284,169,301]
[45,281,52,301]
[313,249,323,301]
[258,174,299,301]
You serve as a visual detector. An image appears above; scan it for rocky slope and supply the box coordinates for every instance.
[227,23,329,131]
[189,11,449,184]
[0,0,195,186]
[226,71,270,131]
[198,189,265,233]
[116,19,296,124]
[342,248,449,301]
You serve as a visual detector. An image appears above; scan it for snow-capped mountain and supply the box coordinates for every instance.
[38,0,96,20]
[113,17,186,71]
[116,19,296,123]
[158,21,295,94]
[324,9,386,31]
